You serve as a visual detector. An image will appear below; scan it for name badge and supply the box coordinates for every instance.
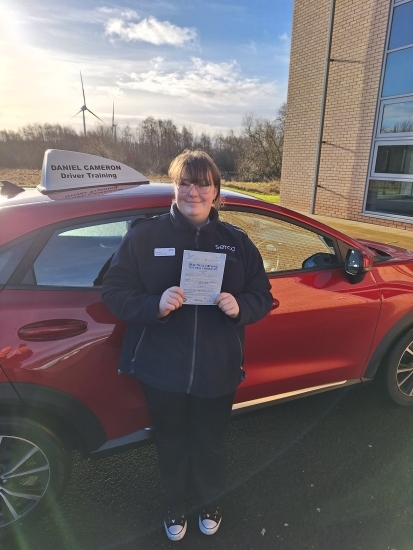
[154,248,175,257]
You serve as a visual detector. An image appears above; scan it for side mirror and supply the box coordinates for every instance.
[345,248,372,284]
[302,252,337,269]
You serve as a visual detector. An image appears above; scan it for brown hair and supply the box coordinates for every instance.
[168,149,221,206]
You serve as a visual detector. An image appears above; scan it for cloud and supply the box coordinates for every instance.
[98,7,139,19]
[119,57,279,109]
[104,14,197,47]
[150,56,164,69]
[278,32,289,42]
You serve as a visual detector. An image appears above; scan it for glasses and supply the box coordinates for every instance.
[176,179,213,195]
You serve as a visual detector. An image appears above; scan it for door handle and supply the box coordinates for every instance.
[271,299,280,310]
[18,319,88,341]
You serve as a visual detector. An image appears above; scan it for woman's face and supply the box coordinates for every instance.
[175,171,217,227]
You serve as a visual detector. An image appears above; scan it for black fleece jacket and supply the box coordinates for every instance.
[102,204,272,397]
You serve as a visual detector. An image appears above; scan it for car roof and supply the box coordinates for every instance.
[0,183,258,244]
[0,181,170,208]
[0,182,361,250]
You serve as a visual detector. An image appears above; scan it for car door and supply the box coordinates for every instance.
[219,208,382,406]
[0,213,158,440]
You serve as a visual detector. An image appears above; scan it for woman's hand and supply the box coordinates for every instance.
[158,286,185,318]
[215,292,240,318]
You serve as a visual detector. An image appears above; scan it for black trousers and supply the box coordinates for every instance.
[142,383,235,515]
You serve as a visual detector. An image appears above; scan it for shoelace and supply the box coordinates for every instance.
[201,509,220,522]
[166,514,186,527]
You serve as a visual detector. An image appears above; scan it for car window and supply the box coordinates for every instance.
[220,210,339,273]
[30,218,136,287]
[0,238,35,284]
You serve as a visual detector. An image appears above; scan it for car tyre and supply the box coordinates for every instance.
[384,328,413,406]
[0,417,72,537]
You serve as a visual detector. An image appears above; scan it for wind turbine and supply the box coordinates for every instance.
[71,72,105,136]
[111,102,117,141]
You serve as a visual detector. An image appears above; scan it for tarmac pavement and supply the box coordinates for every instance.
[7,384,413,550]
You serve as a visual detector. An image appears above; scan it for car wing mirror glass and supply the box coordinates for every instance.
[345,249,362,276]
[345,248,372,283]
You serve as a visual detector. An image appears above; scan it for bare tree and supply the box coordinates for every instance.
[180,126,194,150]
[0,124,80,168]
[235,104,285,181]
[0,105,286,182]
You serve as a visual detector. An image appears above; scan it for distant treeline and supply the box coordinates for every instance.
[0,104,285,182]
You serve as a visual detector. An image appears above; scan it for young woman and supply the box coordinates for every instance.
[102,150,272,541]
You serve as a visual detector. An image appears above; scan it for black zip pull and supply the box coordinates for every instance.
[195,228,200,250]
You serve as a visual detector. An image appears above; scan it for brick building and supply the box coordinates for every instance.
[281,0,413,229]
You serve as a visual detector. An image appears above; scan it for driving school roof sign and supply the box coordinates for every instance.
[37,149,149,199]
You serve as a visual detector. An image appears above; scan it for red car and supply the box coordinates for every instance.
[1,150,413,535]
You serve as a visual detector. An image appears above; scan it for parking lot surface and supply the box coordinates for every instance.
[305,212,413,251]
[6,383,413,550]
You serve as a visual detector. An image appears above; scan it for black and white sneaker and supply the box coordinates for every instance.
[199,507,222,535]
[164,513,187,541]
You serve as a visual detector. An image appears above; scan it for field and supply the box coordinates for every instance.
[0,169,42,186]
[221,180,280,203]
[0,169,280,204]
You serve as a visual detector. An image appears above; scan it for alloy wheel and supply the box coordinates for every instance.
[396,340,413,397]
[0,435,50,528]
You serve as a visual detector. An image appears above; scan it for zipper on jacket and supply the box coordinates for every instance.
[236,334,243,367]
[187,228,201,392]
[236,333,247,380]
[187,305,198,392]
[131,327,147,364]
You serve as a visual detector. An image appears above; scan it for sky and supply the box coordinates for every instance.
[0,0,293,136]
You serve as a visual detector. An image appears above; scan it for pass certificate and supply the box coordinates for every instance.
[180,250,226,305]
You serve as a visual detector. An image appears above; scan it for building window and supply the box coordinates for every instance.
[374,143,413,176]
[366,180,413,217]
[366,0,413,219]
[382,47,413,97]
[389,0,413,50]
[380,100,413,135]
